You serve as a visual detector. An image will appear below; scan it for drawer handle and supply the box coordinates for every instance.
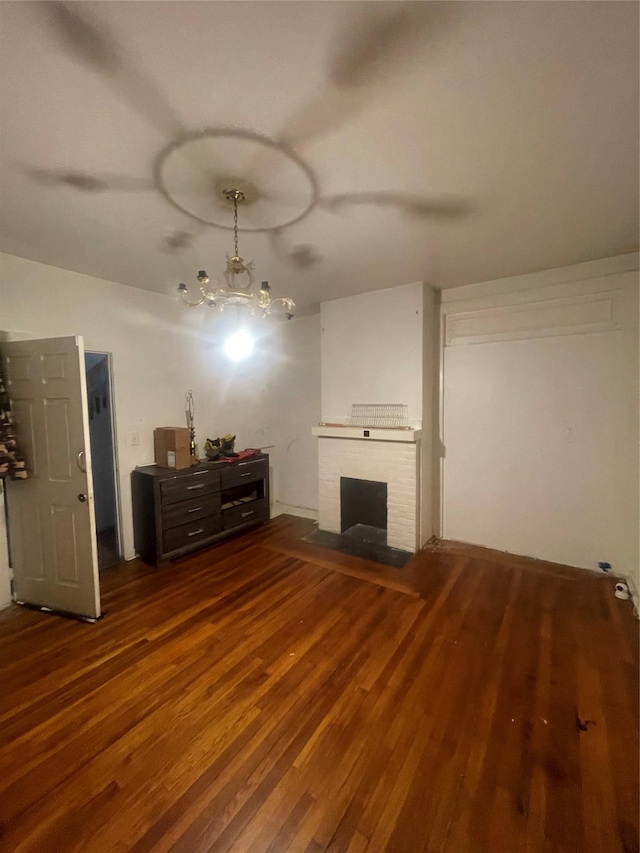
[240,472,253,478]
[187,528,204,537]
[188,506,202,513]
[187,484,206,490]
[241,510,254,518]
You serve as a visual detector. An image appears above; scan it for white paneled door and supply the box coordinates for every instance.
[2,336,100,619]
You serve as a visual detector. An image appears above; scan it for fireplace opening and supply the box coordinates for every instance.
[306,472,410,567]
[340,476,387,545]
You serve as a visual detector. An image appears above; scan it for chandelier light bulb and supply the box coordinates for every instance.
[224,330,254,362]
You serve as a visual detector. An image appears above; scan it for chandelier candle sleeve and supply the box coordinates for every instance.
[177,188,295,319]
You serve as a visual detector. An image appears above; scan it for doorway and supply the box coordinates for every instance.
[84,352,121,570]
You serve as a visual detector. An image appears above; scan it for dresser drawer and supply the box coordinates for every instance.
[160,468,221,505]
[162,514,222,554]
[162,493,220,530]
[220,458,268,489]
[222,498,269,531]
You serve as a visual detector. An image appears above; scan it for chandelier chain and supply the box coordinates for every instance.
[233,194,239,257]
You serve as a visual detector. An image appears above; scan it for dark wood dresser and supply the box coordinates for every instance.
[131,453,270,565]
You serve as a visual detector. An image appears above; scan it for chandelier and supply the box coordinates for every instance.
[177,189,295,319]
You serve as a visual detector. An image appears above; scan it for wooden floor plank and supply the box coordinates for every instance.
[0,514,637,853]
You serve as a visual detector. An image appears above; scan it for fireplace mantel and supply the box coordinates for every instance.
[312,425,421,443]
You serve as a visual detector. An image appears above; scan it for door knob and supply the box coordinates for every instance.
[78,493,87,502]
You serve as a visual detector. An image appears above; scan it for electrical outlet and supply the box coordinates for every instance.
[130,431,140,446]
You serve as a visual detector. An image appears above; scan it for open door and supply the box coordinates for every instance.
[1,336,100,619]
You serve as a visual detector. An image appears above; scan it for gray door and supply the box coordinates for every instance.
[2,336,100,619]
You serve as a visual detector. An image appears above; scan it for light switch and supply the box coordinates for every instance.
[130,431,139,446]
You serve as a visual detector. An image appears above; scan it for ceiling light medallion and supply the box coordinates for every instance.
[177,188,295,319]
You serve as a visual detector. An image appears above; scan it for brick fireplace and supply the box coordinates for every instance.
[313,426,421,553]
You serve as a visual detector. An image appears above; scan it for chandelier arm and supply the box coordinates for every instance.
[270,296,295,308]
[178,287,206,307]
[269,296,296,315]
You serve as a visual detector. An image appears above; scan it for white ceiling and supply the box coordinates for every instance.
[0,1,638,315]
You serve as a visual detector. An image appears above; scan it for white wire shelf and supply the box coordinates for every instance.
[345,403,409,428]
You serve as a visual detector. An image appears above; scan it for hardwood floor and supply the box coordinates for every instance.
[0,515,637,852]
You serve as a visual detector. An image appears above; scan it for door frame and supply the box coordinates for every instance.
[85,350,124,565]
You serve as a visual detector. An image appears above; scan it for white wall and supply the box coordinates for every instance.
[441,255,639,592]
[270,315,320,511]
[321,283,425,425]
[0,253,321,579]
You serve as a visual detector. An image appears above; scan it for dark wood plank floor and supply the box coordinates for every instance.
[0,515,637,853]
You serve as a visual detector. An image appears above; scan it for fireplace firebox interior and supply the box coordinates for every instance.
[340,476,387,541]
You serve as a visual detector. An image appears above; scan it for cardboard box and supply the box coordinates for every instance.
[154,427,191,469]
